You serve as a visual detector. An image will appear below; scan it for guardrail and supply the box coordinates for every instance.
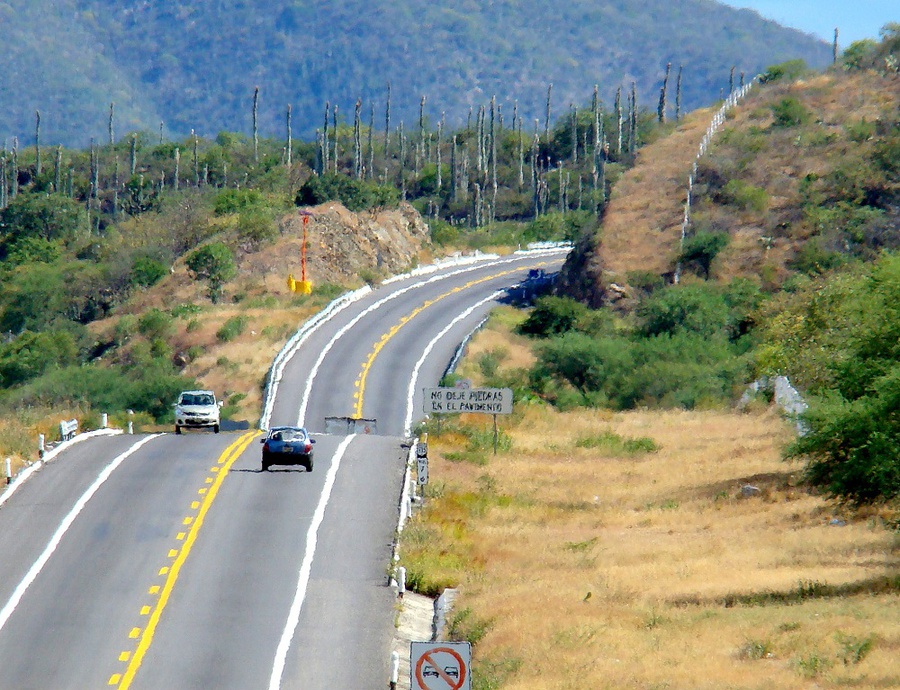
[59,419,79,442]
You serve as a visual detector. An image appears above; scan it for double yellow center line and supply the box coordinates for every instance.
[109,431,260,688]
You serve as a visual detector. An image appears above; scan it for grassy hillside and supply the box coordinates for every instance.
[0,0,831,146]
[559,53,900,300]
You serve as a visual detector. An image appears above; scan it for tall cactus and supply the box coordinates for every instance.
[451,134,458,201]
[130,133,137,176]
[367,102,375,178]
[0,156,7,209]
[729,66,735,95]
[54,145,62,193]
[174,147,180,191]
[629,82,638,156]
[436,117,443,191]
[108,102,115,146]
[570,103,578,164]
[252,86,260,163]
[193,130,200,186]
[615,88,623,156]
[384,81,392,154]
[544,83,553,142]
[833,28,839,64]
[354,98,362,179]
[35,111,42,176]
[332,104,339,174]
[11,138,18,198]
[323,101,330,172]
[286,104,293,167]
[419,95,427,160]
[676,65,683,121]
[658,62,671,123]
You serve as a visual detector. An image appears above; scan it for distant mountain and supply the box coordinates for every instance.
[1,0,831,147]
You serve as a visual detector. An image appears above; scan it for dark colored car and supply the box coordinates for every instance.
[260,426,315,472]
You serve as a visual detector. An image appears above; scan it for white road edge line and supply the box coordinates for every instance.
[294,259,525,427]
[0,434,163,634]
[268,434,356,690]
[403,290,506,435]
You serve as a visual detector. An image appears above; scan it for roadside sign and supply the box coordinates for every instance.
[417,455,429,485]
[423,388,513,415]
[411,641,471,690]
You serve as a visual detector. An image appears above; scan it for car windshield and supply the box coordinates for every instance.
[274,429,306,442]
[181,394,214,406]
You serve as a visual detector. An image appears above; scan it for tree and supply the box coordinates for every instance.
[0,192,85,248]
[185,242,236,302]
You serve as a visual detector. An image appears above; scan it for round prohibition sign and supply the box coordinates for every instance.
[415,646,467,689]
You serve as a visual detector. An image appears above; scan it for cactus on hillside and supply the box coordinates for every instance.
[286,104,293,167]
[676,65,683,121]
[544,83,553,142]
[658,62,671,123]
[253,87,260,163]
[108,102,115,146]
[34,111,41,176]
[384,82,391,154]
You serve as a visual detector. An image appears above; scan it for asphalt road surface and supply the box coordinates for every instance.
[0,248,567,689]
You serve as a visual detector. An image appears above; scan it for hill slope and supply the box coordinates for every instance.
[557,64,900,304]
[0,0,831,146]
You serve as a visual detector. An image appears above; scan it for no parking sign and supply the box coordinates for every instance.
[410,641,471,690]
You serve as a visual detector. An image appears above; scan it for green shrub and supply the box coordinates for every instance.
[216,316,247,342]
[720,180,769,213]
[761,59,809,83]
[518,296,589,337]
[236,208,278,246]
[679,231,729,278]
[295,173,399,212]
[185,242,236,303]
[137,308,175,340]
[0,330,79,387]
[214,188,263,215]
[575,431,659,455]
[130,256,169,288]
[771,98,811,128]
[637,284,730,339]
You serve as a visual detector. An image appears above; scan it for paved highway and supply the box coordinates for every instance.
[0,248,566,689]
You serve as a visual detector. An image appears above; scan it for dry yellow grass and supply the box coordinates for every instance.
[405,316,899,689]
[417,406,899,689]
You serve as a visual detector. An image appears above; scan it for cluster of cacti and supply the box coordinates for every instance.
[0,64,755,230]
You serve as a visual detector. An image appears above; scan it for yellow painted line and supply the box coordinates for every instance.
[198,488,207,495]
[148,586,160,595]
[128,628,140,639]
[182,516,193,526]
[119,652,130,662]
[204,477,213,484]
[158,567,169,576]
[191,501,200,510]
[109,674,121,685]
[176,532,186,541]
[352,266,539,417]
[115,431,260,689]
[140,605,151,616]
[167,549,178,558]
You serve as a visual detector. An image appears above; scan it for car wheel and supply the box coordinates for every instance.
[304,458,313,472]
[213,424,220,434]
[262,461,270,472]
[175,425,181,435]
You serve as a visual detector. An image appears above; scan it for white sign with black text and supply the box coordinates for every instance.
[423,388,513,415]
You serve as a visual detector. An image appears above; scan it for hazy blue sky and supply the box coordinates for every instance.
[721,1,897,47]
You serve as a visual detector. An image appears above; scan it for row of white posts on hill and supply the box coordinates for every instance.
[675,79,758,284]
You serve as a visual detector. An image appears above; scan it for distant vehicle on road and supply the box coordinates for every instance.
[261,426,315,472]
[174,390,221,434]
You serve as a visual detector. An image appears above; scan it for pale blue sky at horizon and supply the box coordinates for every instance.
[720,1,897,47]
